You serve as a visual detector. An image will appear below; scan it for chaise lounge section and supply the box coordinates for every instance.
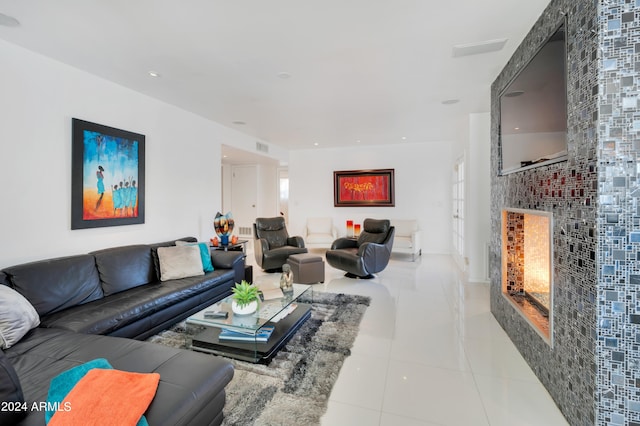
[6,328,233,426]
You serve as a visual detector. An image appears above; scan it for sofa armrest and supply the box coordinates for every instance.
[210,251,243,269]
[210,251,245,283]
[331,238,358,250]
[287,236,305,248]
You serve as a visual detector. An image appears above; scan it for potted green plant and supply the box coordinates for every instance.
[231,280,260,315]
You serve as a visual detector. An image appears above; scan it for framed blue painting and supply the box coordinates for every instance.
[71,118,145,229]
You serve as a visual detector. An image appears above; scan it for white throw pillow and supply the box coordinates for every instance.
[157,245,205,281]
[0,285,40,349]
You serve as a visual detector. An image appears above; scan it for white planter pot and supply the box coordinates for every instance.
[232,300,258,315]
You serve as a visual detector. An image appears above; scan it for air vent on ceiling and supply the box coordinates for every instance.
[452,38,508,57]
[256,142,269,153]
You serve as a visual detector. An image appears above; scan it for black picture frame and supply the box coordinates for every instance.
[71,118,145,229]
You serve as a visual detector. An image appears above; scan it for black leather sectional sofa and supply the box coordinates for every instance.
[0,237,244,426]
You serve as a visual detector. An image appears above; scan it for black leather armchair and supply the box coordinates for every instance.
[253,217,308,271]
[326,219,395,279]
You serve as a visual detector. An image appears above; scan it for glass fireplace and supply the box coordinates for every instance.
[501,208,553,345]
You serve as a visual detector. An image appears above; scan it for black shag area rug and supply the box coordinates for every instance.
[146,292,371,426]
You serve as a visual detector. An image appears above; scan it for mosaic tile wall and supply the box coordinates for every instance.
[596,0,640,424]
[491,0,599,424]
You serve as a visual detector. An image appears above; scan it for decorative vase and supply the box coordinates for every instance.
[346,220,354,238]
[214,211,235,245]
[354,223,361,237]
[232,300,258,315]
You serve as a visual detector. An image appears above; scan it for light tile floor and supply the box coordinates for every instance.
[249,251,568,426]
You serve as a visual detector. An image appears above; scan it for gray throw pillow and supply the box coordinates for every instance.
[0,285,40,349]
[157,245,205,281]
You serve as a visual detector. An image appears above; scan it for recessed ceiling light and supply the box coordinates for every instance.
[313,142,319,146]
[277,72,291,79]
[232,121,246,125]
[401,136,407,140]
[0,13,20,27]
[148,71,161,78]
[442,99,460,105]
[514,127,520,130]
[356,140,361,143]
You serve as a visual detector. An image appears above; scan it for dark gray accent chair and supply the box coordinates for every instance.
[253,217,308,271]
[326,219,395,279]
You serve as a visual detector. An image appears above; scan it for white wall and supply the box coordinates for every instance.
[288,142,453,254]
[0,39,286,268]
[257,164,279,217]
[467,113,491,282]
[221,164,232,213]
[0,37,479,268]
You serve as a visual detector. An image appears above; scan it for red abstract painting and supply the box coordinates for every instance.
[334,169,395,207]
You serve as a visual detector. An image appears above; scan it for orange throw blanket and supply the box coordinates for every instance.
[48,369,160,426]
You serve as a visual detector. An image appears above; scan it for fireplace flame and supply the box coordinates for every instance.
[524,214,551,304]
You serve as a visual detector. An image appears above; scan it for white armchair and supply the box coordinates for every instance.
[391,220,421,260]
[304,217,338,249]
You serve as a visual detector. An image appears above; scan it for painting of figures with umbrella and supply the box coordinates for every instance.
[71,118,145,229]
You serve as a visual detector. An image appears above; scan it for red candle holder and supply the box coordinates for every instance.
[354,223,361,237]
[346,220,354,237]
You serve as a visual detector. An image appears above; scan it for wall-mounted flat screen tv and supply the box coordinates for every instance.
[499,20,567,175]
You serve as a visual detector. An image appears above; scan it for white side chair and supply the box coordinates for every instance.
[304,218,338,249]
[390,219,421,260]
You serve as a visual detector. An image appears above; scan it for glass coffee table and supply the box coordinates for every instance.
[186,284,312,363]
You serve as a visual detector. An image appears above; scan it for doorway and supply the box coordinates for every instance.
[221,144,283,237]
[452,156,465,270]
[278,168,289,224]
[231,165,258,236]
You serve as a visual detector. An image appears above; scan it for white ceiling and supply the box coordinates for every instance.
[0,0,551,152]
